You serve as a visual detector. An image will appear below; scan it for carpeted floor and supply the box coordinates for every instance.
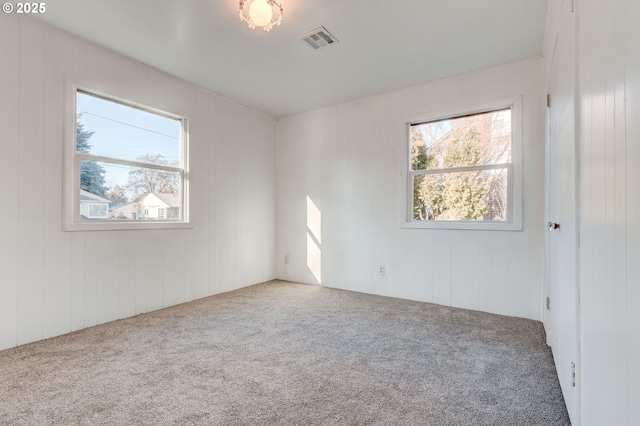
[0,280,570,425]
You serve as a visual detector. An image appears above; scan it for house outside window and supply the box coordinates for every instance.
[64,85,190,231]
[405,98,522,231]
[80,190,110,219]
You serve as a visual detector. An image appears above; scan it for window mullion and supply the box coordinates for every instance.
[76,153,182,173]
[411,163,510,176]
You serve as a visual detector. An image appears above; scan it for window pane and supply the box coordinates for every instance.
[413,168,508,222]
[76,91,181,167]
[79,160,182,221]
[410,109,511,170]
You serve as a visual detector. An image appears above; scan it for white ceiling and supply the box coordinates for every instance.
[36,0,549,118]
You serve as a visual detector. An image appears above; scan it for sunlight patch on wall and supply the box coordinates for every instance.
[306,234,322,284]
[306,195,322,284]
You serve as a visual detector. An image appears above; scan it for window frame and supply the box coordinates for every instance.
[63,80,191,231]
[402,97,523,231]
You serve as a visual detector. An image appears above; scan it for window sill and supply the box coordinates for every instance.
[402,220,522,231]
[64,221,192,232]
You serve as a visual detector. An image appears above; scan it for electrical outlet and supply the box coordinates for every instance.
[284,254,289,265]
[378,266,385,276]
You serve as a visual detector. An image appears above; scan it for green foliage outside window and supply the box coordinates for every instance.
[411,108,510,222]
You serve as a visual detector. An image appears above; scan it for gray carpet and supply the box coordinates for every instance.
[0,280,570,425]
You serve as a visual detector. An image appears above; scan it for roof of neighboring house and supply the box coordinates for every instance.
[111,202,139,213]
[149,192,180,208]
[80,190,111,204]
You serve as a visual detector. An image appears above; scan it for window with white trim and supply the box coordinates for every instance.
[406,99,522,230]
[64,87,189,231]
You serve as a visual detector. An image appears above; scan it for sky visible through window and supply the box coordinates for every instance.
[76,92,181,188]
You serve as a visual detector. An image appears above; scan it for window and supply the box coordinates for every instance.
[405,98,522,230]
[64,86,189,231]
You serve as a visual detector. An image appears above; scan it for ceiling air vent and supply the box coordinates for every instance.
[299,26,339,50]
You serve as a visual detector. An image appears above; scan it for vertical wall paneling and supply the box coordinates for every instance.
[119,232,137,318]
[43,27,73,340]
[542,0,640,422]
[83,232,98,327]
[578,0,596,415]
[96,232,120,324]
[212,99,233,293]
[192,90,210,300]
[576,0,640,422]
[134,235,148,315]
[457,231,480,311]
[233,104,246,289]
[331,104,351,289]
[476,233,493,312]
[449,231,464,308]
[67,1,87,329]
[508,232,537,319]
[489,233,510,315]
[146,231,164,312]
[397,232,422,301]
[617,1,640,423]
[231,105,243,292]
[259,112,277,283]
[0,13,20,349]
[625,0,640,421]
[212,98,226,293]
[242,113,256,287]
[162,232,178,307]
[314,109,332,288]
[372,97,391,297]
[70,233,86,331]
[606,0,626,419]
[0,16,277,352]
[430,231,452,307]
[380,96,402,299]
[174,231,187,305]
[71,39,85,78]
[183,229,196,303]
[17,18,46,346]
[276,58,545,320]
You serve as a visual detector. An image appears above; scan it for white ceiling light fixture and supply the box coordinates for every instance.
[239,0,283,32]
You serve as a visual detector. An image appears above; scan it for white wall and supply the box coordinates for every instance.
[575,0,640,423]
[0,15,277,352]
[276,58,545,321]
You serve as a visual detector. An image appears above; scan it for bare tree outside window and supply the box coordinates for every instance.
[73,89,187,225]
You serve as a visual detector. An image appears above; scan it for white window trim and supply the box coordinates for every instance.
[402,96,523,231]
[63,78,191,231]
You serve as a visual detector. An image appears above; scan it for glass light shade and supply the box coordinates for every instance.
[249,0,273,27]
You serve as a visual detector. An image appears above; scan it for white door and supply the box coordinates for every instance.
[545,0,580,423]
